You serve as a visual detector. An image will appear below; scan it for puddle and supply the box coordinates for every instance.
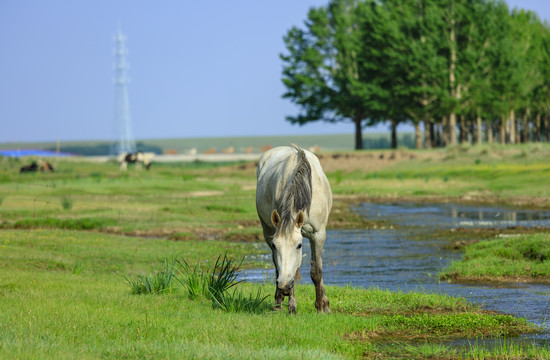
[242,202,550,346]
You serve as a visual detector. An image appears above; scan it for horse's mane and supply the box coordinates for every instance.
[278,145,312,235]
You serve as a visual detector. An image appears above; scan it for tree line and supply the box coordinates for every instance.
[281,0,550,149]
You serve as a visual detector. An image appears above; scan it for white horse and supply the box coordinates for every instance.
[256,145,332,314]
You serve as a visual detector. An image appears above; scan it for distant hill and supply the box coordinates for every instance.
[0,133,415,156]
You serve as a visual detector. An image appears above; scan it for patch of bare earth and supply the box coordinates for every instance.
[317,150,434,173]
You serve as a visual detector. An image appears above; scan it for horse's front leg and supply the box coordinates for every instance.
[288,285,297,314]
[273,270,285,311]
[310,229,330,313]
[260,219,284,311]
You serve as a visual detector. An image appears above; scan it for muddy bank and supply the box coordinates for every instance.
[334,193,550,210]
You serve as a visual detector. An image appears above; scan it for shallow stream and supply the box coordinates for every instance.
[243,202,550,345]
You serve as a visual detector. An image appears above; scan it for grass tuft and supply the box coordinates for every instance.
[61,196,73,210]
[174,254,272,313]
[207,254,243,300]
[210,287,272,314]
[175,254,242,301]
[125,258,176,294]
[175,258,209,299]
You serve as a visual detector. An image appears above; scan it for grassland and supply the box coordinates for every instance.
[1,143,550,358]
[0,229,544,359]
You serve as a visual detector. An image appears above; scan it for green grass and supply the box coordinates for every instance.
[2,145,550,358]
[1,144,550,239]
[0,229,543,359]
[328,143,550,201]
[0,159,259,238]
[10,217,117,231]
[125,257,177,295]
[441,233,550,282]
[129,253,273,314]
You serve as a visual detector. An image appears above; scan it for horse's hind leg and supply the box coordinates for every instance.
[310,229,330,313]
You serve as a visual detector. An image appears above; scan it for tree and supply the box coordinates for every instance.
[281,0,387,150]
[381,0,449,149]
[282,0,550,149]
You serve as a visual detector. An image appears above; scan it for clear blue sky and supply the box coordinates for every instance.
[0,0,547,143]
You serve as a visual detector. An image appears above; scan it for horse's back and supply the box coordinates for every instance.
[256,146,332,232]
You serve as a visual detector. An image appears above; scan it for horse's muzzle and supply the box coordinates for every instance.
[277,280,295,295]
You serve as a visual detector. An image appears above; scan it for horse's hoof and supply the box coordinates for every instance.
[288,306,297,314]
[271,305,283,311]
[316,300,331,313]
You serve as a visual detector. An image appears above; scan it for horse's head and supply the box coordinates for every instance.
[270,209,304,295]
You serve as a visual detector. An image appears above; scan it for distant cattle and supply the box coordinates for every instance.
[118,152,154,171]
[259,144,272,153]
[40,161,55,172]
[20,160,54,173]
[307,145,321,154]
[203,148,216,154]
[222,146,235,154]
[20,161,39,173]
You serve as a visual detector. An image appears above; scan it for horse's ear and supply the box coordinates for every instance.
[271,210,281,227]
[296,210,304,228]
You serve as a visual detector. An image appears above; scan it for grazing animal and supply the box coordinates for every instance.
[259,144,272,153]
[222,146,235,154]
[20,161,39,173]
[19,160,54,173]
[118,152,153,171]
[40,161,54,172]
[256,145,332,314]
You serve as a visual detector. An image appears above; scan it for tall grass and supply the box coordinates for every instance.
[210,287,272,314]
[171,254,273,313]
[60,196,73,210]
[175,254,272,313]
[206,254,243,301]
[175,254,243,301]
[125,258,177,294]
[174,258,209,299]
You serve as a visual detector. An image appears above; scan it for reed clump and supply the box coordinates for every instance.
[126,254,272,314]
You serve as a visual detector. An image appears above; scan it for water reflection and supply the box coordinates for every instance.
[242,202,550,345]
[360,202,550,229]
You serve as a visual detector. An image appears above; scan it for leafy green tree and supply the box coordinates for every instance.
[282,0,550,149]
[530,23,550,142]
[281,0,387,150]
[381,0,449,148]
